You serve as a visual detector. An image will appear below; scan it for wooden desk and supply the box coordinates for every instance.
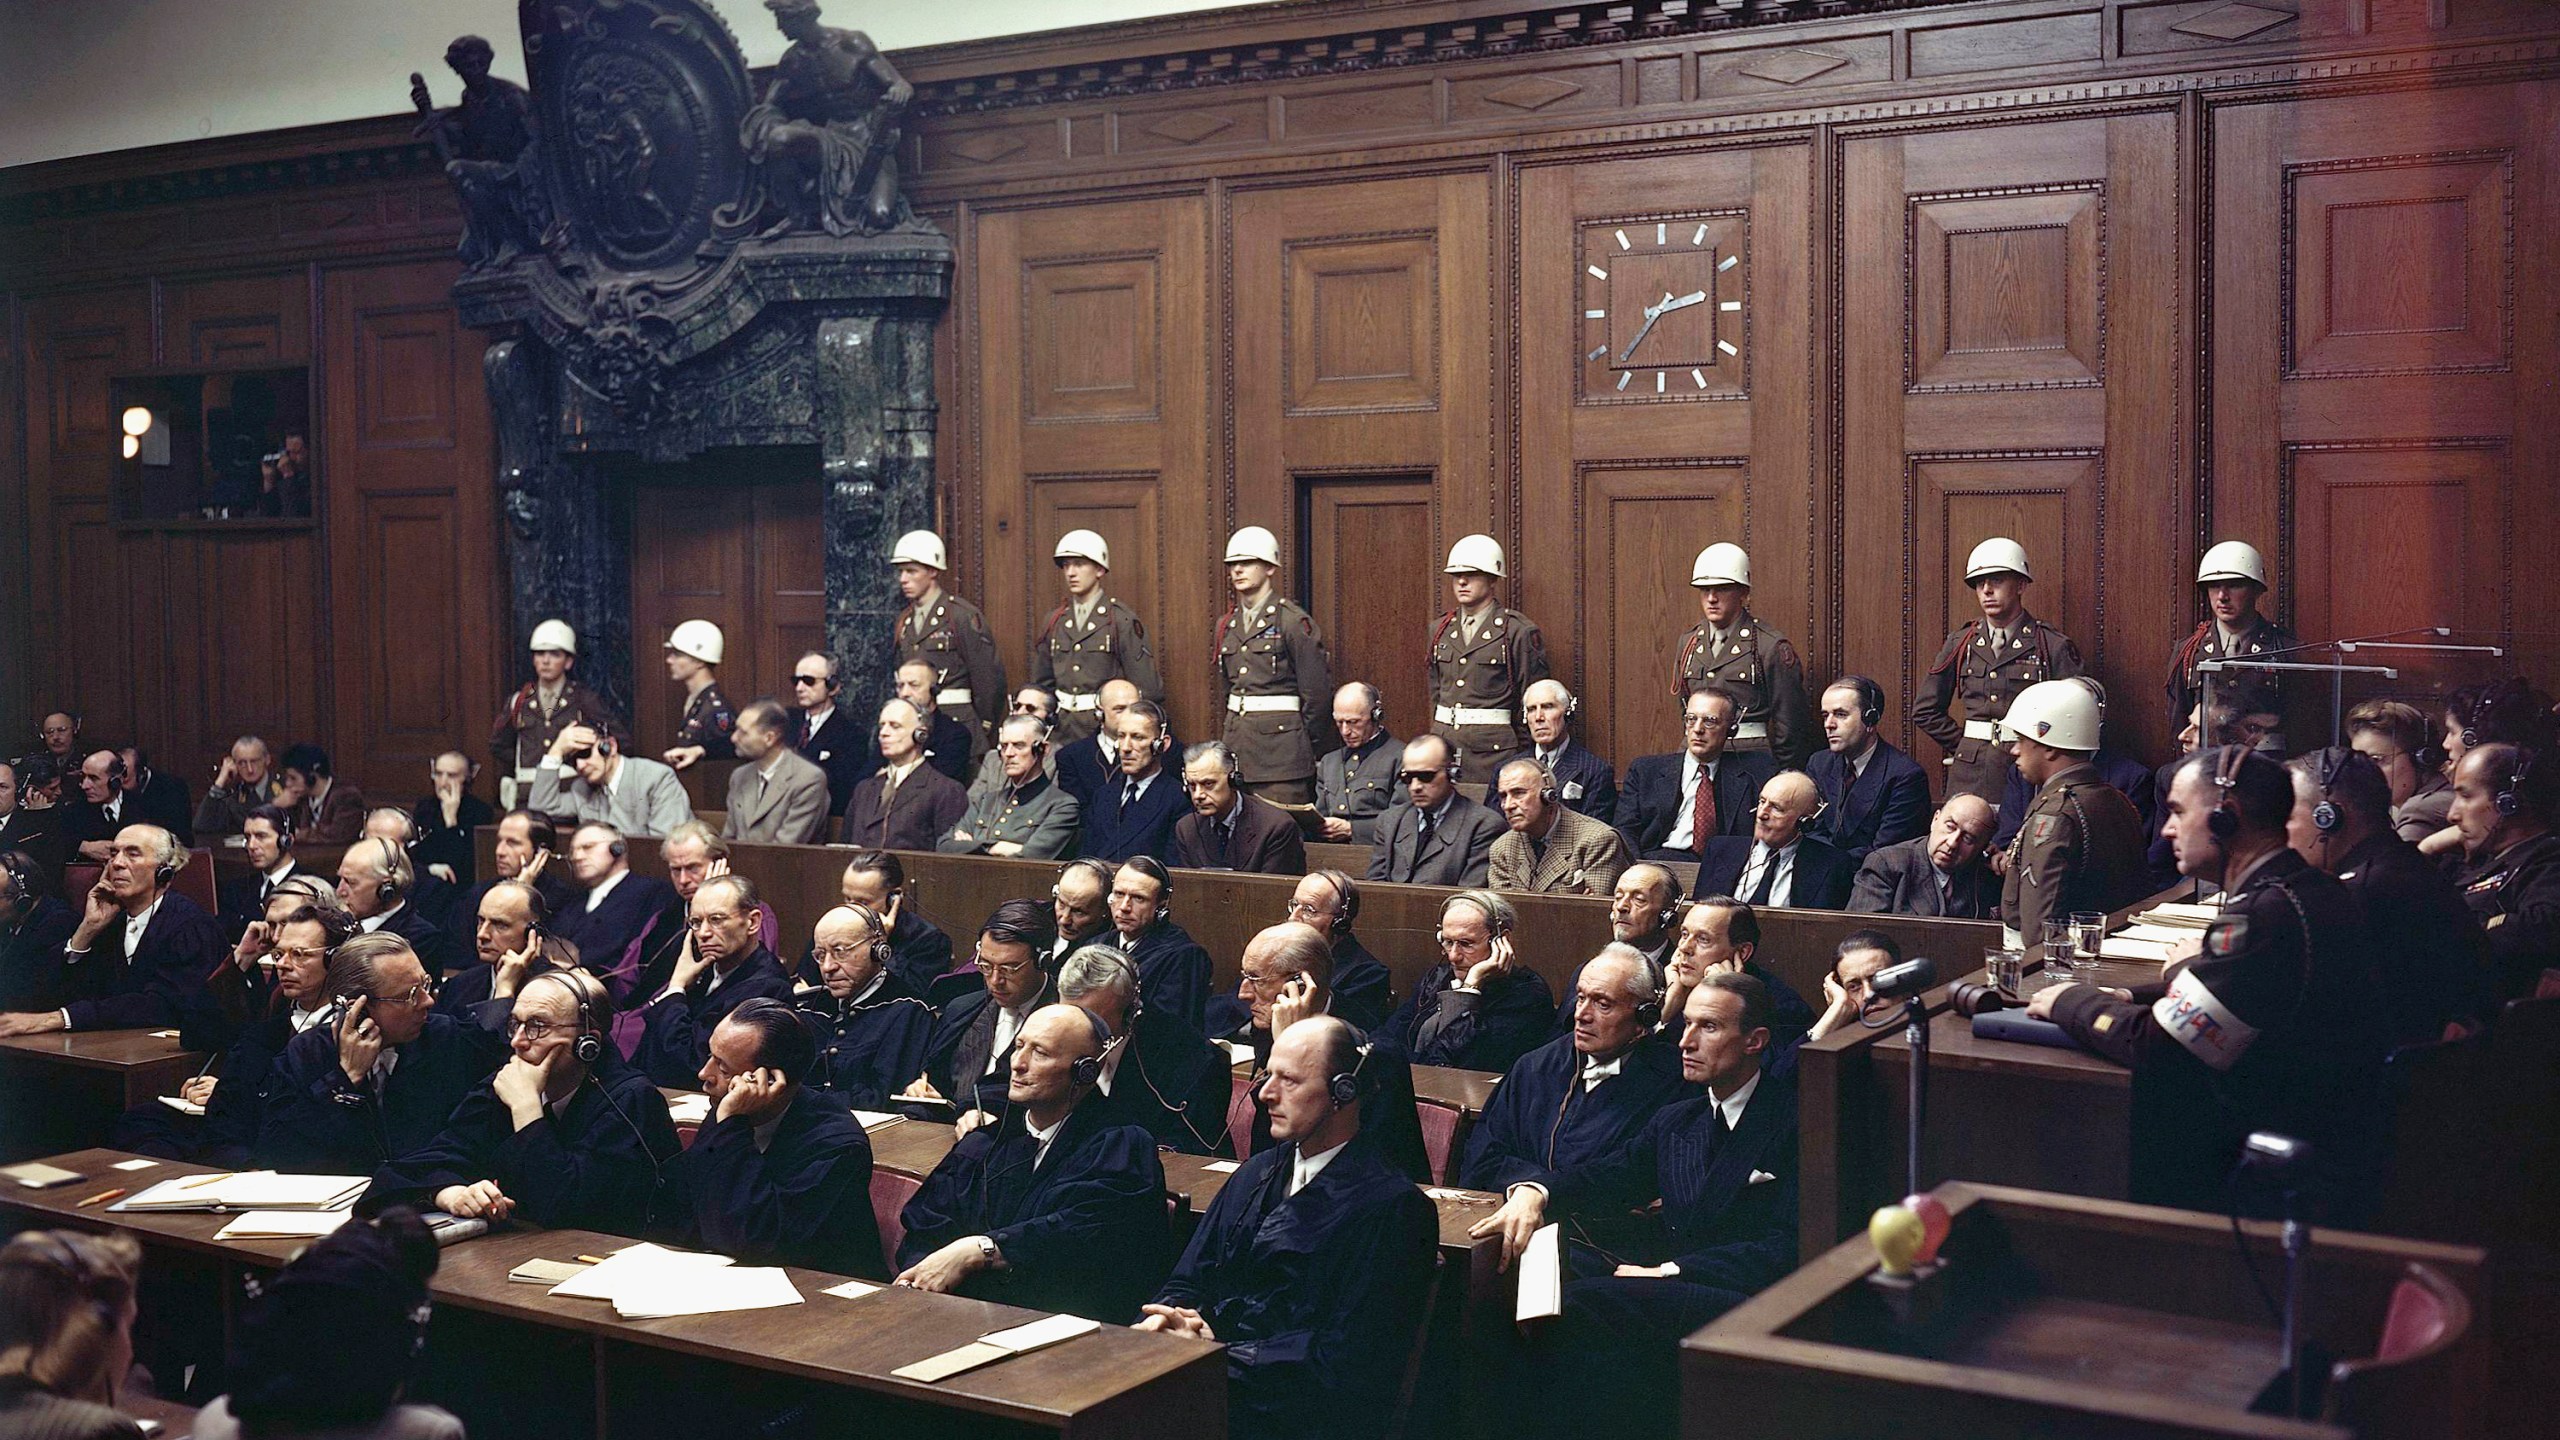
[0,1030,206,1164]
[3,1148,1226,1440]
[1685,1182,2486,1440]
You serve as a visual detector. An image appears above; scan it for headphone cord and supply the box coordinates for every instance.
[582,1070,670,1231]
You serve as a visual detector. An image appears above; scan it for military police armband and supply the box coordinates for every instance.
[2150,966,2260,1072]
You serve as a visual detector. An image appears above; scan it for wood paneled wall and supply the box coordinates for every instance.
[4,0,2556,794]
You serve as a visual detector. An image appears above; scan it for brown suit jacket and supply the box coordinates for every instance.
[1487,805,1633,896]
[293,778,368,845]
[1171,792,1307,875]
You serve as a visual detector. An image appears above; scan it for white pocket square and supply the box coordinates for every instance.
[1748,1170,1778,1185]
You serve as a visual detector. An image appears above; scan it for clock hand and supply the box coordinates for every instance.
[1657,290,1708,313]
[1615,294,1676,365]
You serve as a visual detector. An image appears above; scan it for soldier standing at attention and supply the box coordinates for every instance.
[1213,527,1335,805]
[489,619,621,811]
[1430,534,1549,785]
[1911,537,2083,803]
[1674,544,1813,771]
[2167,541,2302,755]
[890,530,1007,762]
[1998,680,2151,950]
[1032,529,1164,749]
[661,620,736,771]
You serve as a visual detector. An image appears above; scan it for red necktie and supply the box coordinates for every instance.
[1692,767,1717,855]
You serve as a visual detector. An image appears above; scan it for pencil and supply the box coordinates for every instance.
[574,1255,610,1264]
[75,1188,125,1208]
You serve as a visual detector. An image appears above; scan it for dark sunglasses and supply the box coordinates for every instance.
[793,674,829,686]
[1397,770,1444,785]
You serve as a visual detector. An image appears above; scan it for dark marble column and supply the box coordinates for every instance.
[486,336,633,728]
[816,313,938,743]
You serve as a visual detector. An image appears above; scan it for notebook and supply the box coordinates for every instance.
[112,1171,367,1213]
[891,1314,1101,1383]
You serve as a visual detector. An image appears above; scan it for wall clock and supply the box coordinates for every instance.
[1577,214,1747,401]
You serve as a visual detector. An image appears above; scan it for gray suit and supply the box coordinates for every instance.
[723,748,832,845]
[1366,792,1504,888]
[1846,836,2000,919]
[528,754,694,839]
[938,774,1082,860]
[1487,805,1632,896]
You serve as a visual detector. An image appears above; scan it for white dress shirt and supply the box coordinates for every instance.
[1288,1137,1348,1197]
[1665,755,1720,852]
[1734,840,1800,907]
[1579,1052,1624,1093]
[584,868,628,913]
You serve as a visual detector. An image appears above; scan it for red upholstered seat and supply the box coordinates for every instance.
[1416,1100,1462,1186]
[870,1168,923,1276]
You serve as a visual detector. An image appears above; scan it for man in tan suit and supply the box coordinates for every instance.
[722,701,832,845]
[1487,757,1631,897]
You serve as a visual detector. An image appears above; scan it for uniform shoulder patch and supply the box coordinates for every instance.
[2205,915,2248,957]
[2031,814,2058,844]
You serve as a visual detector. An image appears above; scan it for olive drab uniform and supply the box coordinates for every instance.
[490,678,621,783]
[1031,596,1164,747]
[1673,611,1815,770]
[675,683,738,761]
[1429,606,1550,785]
[1912,615,2083,802]
[896,588,1008,761]
[2165,613,2303,752]
[1999,760,2151,946]
[1214,595,1335,798]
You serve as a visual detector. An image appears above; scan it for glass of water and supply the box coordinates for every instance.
[2070,911,2108,979]
[1987,947,2025,999]
[2040,920,2074,977]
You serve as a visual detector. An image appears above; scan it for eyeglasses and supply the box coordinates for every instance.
[1397,771,1443,785]
[1683,714,1732,731]
[979,957,1040,981]
[1434,933,1483,952]
[1283,899,1333,920]
[372,981,433,1008]
[811,942,874,963]
[687,911,741,931]
[792,674,828,686]
[274,945,327,964]
[505,1016,563,1039]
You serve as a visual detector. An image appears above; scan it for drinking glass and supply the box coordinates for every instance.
[1986,947,2025,999]
[2070,911,2108,979]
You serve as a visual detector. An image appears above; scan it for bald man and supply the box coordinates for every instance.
[1848,795,2002,918]
[1058,677,1148,809]
[797,904,935,1109]
[1695,772,1855,910]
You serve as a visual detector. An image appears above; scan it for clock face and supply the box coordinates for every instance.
[1577,213,1748,402]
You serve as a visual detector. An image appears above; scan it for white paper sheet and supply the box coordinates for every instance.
[547,1242,733,1301]
[981,1313,1099,1354]
[613,1266,802,1319]
[215,1211,350,1240]
[156,1096,207,1117]
[823,1279,883,1300]
[852,1110,903,1131]
[665,1093,712,1124]
[1201,1160,1241,1173]
[111,1158,160,1172]
[1514,1223,1562,1323]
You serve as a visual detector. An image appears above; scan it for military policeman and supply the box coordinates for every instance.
[1315,682,1401,843]
[890,530,1008,761]
[489,619,622,810]
[2450,742,2560,1003]
[1912,538,2083,803]
[1674,544,1814,770]
[1998,680,2151,949]
[2031,746,2388,1219]
[1032,530,1164,749]
[2167,541,2302,755]
[661,620,737,771]
[937,714,1082,860]
[1213,526,1335,805]
[1430,534,1550,784]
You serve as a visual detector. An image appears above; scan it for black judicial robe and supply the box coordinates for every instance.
[924,984,1055,1116]
[799,975,936,1109]
[1081,1003,1234,1155]
[1380,961,1554,1073]
[430,957,560,1029]
[1458,1033,1691,1193]
[1243,1027,1431,1184]
[361,1058,679,1237]
[0,895,77,1014]
[800,911,957,1004]
[632,946,795,1089]
[1153,1131,1439,1440]
[2334,831,2488,1044]
[111,1001,324,1166]
[1203,930,1393,1042]
[895,1104,1171,1323]
[1122,920,1213,1032]
[59,891,227,1048]
[256,1012,506,1175]
[664,1086,883,1278]
[550,873,684,1000]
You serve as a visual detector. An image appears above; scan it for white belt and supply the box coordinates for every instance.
[1729,722,1769,740]
[1056,692,1101,712]
[935,688,974,705]
[1435,705,1514,727]
[1228,695,1298,714]
[1964,719,2000,741]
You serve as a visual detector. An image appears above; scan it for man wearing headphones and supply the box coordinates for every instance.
[1106,856,1213,1030]
[113,746,195,845]
[939,714,1081,859]
[273,743,367,846]
[785,651,868,817]
[533,721,695,839]
[0,824,224,1043]
[1617,683,1775,863]
[1141,1014,1439,1440]
[913,899,1059,1119]
[363,966,679,1237]
[1488,756,1633,896]
[892,530,1010,762]
[63,750,136,862]
[1806,676,1930,862]
[896,1002,1173,1321]
[1078,699,1187,863]
[1694,771,1856,911]
[434,878,573,1028]
[0,847,76,1014]
[336,834,454,978]
[1998,680,2152,949]
[216,804,304,943]
[722,699,834,845]
[194,734,277,838]
[832,851,957,1004]
[1046,859,1115,974]
[1848,795,2002,918]
[547,823,684,1001]
[1461,944,1687,1197]
[841,699,969,852]
[0,759,63,892]
[1315,682,1403,844]
[2449,741,2560,1003]
[1058,944,1231,1155]
[1381,890,1555,1072]
[897,660,986,790]
[1522,679,1619,827]
[257,933,506,1176]
[2030,746,2387,1219]
[2285,749,2484,1044]
[411,751,496,896]
[1366,733,1503,886]
[1172,741,1306,876]
[636,873,796,1090]
[799,903,936,1109]
[666,999,886,1278]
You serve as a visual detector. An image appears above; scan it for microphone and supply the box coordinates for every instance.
[1947,981,2008,1018]
[1867,957,1938,1002]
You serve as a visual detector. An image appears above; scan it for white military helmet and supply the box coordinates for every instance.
[1964,537,2034,584]
[890,530,947,571]
[528,619,578,656]
[666,619,726,666]
[2196,540,2268,589]
[1224,526,1281,567]
[1054,529,1112,569]
[1690,543,1751,589]
[1999,679,2101,752]
[1444,533,1507,578]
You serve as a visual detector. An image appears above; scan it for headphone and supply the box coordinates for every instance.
[151,833,181,889]
[2309,747,2344,834]
[537,968,608,1065]
[372,837,404,903]
[844,901,895,970]
[1326,1041,1373,1110]
[1839,675,1885,727]
[1630,955,1668,1030]
[607,833,627,860]
[2206,744,2249,842]
[0,851,36,922]
[1068,1009,1116,1089]
[2496,749,2534,818]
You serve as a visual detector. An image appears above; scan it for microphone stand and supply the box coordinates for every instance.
[1903,992,1930,1198]
[2280,1180,2310,1419]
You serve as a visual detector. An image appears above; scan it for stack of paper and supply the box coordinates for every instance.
[851,1110,904,1131]
[214,1211,350,1240]
[665,1093,712,1125]
[156,1095,208,1118]
[1514,1223,1563,1323]
[546,1242,801,1319]
[114,1172,367,1213]
[2133,902,2220,930]
[891,1314,1101,1383]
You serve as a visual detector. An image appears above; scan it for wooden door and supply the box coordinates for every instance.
[627,455,824,757]
[1302,476,1436,745]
